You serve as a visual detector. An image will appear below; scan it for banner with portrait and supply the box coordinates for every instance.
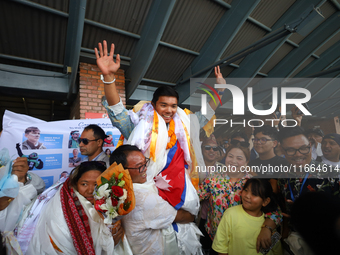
[0,110,121,189]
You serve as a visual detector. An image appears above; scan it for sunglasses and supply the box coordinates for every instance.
[204,146,219,151]
[79,138,100,145]
[230,139,249,148]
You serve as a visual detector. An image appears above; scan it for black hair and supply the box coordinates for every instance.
[151,86,179,105]
[25,126,40,134]
[83,124,107,146]
[254,125,279,141]
[231,131,248,142]
[0,231,5,254]
[242,178,277,213]
[109,145,141,167]
[69,161,106,188]
[278,126,308,144]
[291,192,340,255]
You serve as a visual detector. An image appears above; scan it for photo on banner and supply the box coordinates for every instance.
[0,110,121,189]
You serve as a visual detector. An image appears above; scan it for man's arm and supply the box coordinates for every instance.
[95,40,121,106]
[174,209,194,224]
[291,106,303,126]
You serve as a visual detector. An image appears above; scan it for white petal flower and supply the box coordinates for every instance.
[119,189,127,201]
[95,183,110,199]
[103,197,119,224]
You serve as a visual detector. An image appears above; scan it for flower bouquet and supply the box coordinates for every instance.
[94,162,135,224]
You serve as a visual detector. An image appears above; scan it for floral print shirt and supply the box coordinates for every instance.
[198,173,282,240]
[278,160,340,214]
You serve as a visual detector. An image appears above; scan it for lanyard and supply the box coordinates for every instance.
[288,173,309,202]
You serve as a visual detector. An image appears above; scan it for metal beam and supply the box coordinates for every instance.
[224,1,319,79]
[252,11,340,105]
[0,64,69,93]
[11,0,212,59]
[64,0,87,99]
[218,0,321,106]
[295,40,340,77]
[175,0,262,103]
[0,54,64,69]
[125,0,176,99]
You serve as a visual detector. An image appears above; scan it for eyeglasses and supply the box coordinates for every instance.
[204,146,219,151]
[79,138,100,145]
[282,146,311,156]
[127,158,150,173]
[230,140,249,148]
[252,138,275,144]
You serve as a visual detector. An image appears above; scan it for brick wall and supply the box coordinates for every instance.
[69,63,125,119]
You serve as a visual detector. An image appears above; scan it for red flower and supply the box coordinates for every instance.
[112,186,124,197]
[216,184,221,189]
[111,197,118,206]
[234,195,240,202]
[95,197,107,212]
[307,185,315,192]
[216,199,222,206]
[205,179,210,184]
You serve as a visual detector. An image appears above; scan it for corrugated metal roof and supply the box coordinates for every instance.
[289,1,337,44]
[85,0,153,35]
[314,30,340,55]
[81,25,138,57]
[291,56,315,77]
[250,0,295,28]
[221,21,267,59]
[144,45,196,83]
[30,0,69,12]
[161,0,225,52]
[259,42,295,74]
[0,1,67,65]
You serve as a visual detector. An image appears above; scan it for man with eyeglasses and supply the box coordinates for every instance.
[79,124,110,167]
[276,126,339,252]
[110,145,199,255]
[248,126,289,178]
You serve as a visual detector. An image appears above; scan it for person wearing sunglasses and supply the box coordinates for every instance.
[79,124,110,167]
[275,126,339,252]
[110,145,198,255]
[199,134,226,254]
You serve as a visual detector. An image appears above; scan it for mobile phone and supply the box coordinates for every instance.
[296,103,309,115]
[259,232,281,254]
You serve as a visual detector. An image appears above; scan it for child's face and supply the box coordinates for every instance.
[25,130,40,143]
[241,184,269,212]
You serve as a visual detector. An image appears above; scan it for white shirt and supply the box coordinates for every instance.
[321,155,340,167]
[311,143,323,160]
[122,182,178,255]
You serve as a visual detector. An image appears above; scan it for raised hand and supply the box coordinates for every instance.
[214,66,226,85]
[95,40,121,76]
[291,106,303,126]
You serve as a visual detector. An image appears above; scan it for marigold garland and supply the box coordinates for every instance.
[166,119,177,150]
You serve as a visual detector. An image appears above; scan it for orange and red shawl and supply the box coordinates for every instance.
[60,179,95,255]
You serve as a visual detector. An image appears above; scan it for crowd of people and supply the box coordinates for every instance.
[1,40,340,255]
